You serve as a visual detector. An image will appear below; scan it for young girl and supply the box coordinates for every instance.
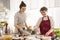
[34,7,56,40]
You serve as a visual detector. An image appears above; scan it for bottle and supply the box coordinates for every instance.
[5,23,8,35]
[4,23,12,40]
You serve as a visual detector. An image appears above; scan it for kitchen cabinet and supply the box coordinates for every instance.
[0,0,10,10]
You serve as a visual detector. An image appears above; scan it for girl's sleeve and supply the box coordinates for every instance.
[34,17,42,34]
[50,16,54,28]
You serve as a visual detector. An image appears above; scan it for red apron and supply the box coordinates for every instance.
[39,16,55,37]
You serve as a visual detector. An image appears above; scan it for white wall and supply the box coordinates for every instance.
[48,8,60,28]
[8,0,20,31]
[53,8,60,28]
[45,0,60,28]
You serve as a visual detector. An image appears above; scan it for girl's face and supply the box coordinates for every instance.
[40,10,47,16]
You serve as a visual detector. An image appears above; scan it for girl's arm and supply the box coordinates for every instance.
[34,18,42,34]
[45,16,54,36]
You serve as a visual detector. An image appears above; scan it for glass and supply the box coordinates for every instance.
[3,35,12,40]
[28,26,32,29]
[0,30,3,36]
[12,33,19,37]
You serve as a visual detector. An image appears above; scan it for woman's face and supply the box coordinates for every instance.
[20,7,26,13]
[40,10,47,16]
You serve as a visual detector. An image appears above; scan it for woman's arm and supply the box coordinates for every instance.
[15,25,31,35]
[14,14,24,33]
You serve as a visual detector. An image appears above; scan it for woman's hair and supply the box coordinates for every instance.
[40,7,48,11]
[19,1,26,9]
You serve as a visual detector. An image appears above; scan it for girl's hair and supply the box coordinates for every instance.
[40,7,48,11]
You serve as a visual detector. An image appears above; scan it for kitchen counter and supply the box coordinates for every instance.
[0,34,60,40]
[0,35,52,40]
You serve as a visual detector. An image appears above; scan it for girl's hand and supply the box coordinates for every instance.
[45,32,50,36]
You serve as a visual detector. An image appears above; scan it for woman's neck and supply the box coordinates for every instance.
[19,11,24,14]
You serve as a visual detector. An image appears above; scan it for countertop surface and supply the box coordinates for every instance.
[0,35,52,40]
[0,35,60,40]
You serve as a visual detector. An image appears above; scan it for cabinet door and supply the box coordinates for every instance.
[0,0,10,10]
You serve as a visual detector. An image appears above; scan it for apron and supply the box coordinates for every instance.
[39,16,55,37]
